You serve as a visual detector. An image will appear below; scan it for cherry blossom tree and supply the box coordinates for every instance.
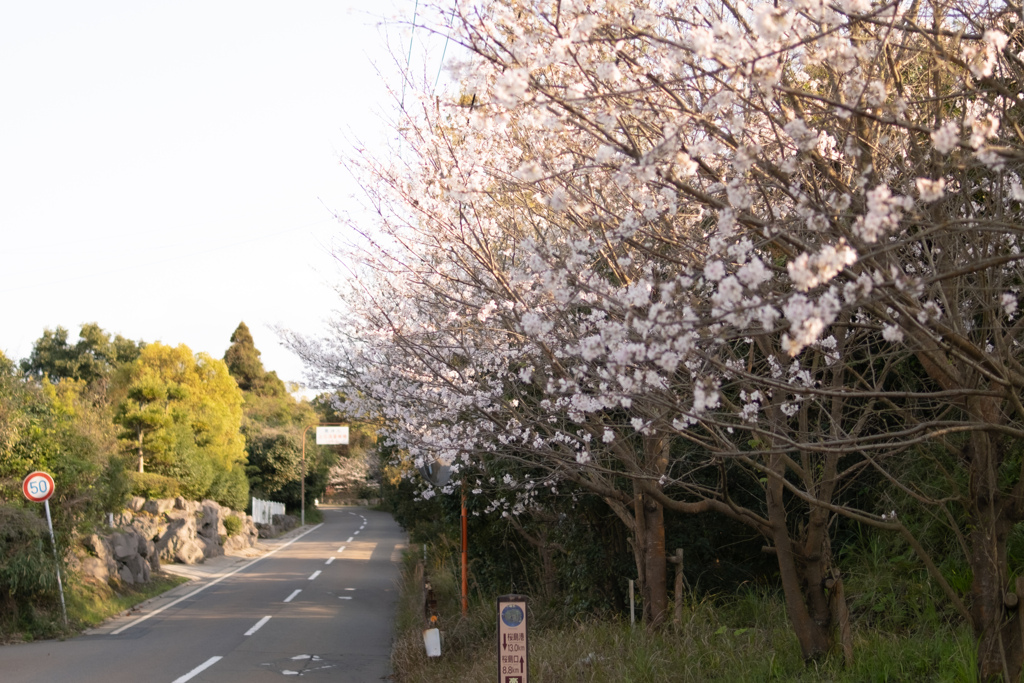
[292,0,1024,675]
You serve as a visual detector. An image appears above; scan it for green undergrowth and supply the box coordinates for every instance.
[391,548,975,683]
[2,572,189,643]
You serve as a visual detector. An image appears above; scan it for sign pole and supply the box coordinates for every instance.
[43,499,68,626]
[24,472,66,627]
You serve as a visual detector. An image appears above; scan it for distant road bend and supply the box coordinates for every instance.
[0,506,406,683]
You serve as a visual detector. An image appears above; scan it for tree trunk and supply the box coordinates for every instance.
[639,484,668,628]
[967,422,1023,682]
[137,430,145,473]
[765,453,830,660]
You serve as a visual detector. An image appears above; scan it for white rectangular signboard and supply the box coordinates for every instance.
[315,426,349,445]
[497,595,528,683]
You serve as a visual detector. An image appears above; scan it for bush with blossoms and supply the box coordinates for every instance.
[289,0,1024,675]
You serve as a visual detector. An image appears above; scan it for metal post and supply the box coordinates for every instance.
[629,578,635,626]
[461,482,468,615]
[44,500,68,626]
[300,426,309,527]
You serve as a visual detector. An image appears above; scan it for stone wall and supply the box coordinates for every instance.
[77,496,260,585]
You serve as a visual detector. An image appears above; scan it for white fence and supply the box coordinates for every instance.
[251,497,286,525]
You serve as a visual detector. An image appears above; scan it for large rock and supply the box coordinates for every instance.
[143,498,174,515]
[130,513,169,545]
[198,500,224,540]
[197,534,224,559]
[156,515,205,565]
[82,533,117,579]
[80,556,110,583]
[127,496,146,512]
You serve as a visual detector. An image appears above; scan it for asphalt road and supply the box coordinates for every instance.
[0,506,406,683]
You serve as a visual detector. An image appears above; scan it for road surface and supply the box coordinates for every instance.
[0,506,406,682]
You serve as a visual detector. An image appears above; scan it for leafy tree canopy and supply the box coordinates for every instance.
[21,323,142,384]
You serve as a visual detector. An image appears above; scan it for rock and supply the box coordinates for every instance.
[82,533,118,579]
[198,501,222,540]
[112,510,134,527]
[118,565,136,584]
[143,498,174,515]
[273,514,298,532]
[177,539,205,565]
[127,496,146,512]
[80,556,109,583]
[130,514,168,544]
[111,530,141,561]
[156,515,205,565]
[124,554,150,583]
[197,534,224,559]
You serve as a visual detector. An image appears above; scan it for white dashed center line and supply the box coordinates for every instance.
[244,616,271,636]
[308,570,322,581]
[326,557,335,565]
[172,656,222,683]
[284,589,302,603]
[337,545,346,553]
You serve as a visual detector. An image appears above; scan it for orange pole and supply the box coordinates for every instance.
[461,482,469,615]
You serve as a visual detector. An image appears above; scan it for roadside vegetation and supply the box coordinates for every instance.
[291,0,1024,678]
[391,530,976,682]
[0,322,371,642]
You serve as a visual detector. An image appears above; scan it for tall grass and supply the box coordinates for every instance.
[391,547,975,682]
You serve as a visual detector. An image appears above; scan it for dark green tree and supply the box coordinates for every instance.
[224,322,285,397]
[21,323,142,385]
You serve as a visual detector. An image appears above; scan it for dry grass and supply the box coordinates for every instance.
[390,551,975,683]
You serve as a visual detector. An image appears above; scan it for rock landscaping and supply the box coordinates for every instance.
[75,496,295,586]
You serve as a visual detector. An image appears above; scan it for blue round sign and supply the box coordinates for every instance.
[501,604,524,628]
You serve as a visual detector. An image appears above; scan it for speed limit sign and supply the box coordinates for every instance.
[22,471,55,503]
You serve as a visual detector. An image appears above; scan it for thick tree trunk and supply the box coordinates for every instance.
[766,453,831,660]
[638,484,668,628]
[968,423,1023,682]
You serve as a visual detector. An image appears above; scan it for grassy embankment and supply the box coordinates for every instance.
[390,548,976,683]
[2,573,188,644]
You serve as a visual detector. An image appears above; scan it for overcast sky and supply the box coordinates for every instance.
[1,0,438,387]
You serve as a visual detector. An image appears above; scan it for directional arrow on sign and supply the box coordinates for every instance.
[503,633,507,650]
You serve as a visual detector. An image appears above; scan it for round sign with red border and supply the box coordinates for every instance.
[22,471,55,503]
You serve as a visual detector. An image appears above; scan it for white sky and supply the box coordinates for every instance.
[1,0,441,387]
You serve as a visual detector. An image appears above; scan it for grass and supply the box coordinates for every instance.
[390,549,976,683]
[2,571,190,643]
[66,572,190,632]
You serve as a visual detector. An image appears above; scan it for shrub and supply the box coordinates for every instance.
[222,515,242,538]
[128,472,180,499]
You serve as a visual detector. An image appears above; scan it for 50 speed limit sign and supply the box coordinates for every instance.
[22,471,55,503]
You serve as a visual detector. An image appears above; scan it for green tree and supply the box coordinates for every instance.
[224,322,286,397]
[21,323,142,385]
[112,343,247,507]
[224,323,333,512]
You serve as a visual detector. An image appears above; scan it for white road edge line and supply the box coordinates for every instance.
[326,557,335,565]
[308,570,322,580]
[244,616,271,636]
[284,589,302,603]
[112,523,324,635]
[171,655,222,683]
